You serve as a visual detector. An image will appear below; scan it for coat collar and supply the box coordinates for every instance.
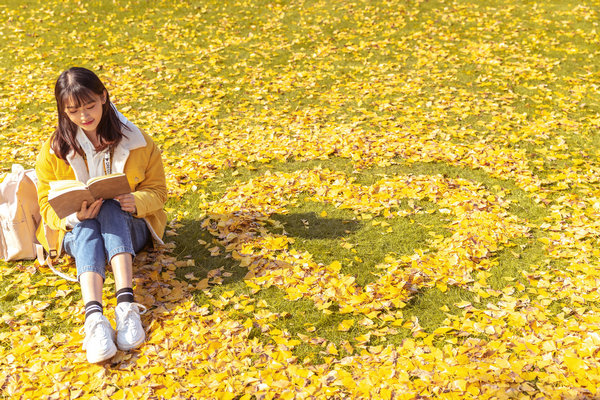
[66,122,146,182]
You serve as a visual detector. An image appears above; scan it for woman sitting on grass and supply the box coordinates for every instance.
[35,67,167,363]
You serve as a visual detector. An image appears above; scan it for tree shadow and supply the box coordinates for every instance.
[163,210,362,292]
[271,212,361,239]
[108,209,362,370]
[167,213,259,286]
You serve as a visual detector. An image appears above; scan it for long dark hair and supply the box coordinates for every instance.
[51,67,124,161]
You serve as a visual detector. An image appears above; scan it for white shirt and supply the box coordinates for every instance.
[76,129,111,178]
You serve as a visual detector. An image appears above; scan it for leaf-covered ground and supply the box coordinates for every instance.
[2,0,600,398]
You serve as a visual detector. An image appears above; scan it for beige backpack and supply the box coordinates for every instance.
[0,165,76,281]
[0,164,40,261]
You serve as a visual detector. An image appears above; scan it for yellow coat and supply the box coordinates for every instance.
[35,122,167,256]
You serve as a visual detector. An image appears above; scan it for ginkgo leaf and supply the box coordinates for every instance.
[2,0,600,398]
[337,319,355,332]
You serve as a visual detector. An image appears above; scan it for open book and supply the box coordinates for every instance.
[48,173,131,219]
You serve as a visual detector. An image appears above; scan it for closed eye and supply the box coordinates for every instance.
[66,101,97,113]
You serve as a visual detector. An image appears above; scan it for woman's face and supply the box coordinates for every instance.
[64,91,106,136]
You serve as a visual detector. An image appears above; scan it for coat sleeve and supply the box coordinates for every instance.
[131,137,167,218]
[35,141,68,232]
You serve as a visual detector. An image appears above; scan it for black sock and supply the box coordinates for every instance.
[85,301,103,320]
[116,287,134,304]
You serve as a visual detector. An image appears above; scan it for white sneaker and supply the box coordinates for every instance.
[115,302,147,351]
[81,313,117,363]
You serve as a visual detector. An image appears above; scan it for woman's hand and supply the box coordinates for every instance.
[114,193,137,214]
[76,199,103,220]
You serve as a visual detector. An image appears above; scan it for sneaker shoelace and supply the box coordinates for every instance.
[80,317,113,349]
[117,303,147,331]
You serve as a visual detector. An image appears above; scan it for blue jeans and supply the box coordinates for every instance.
[63,200,150,281]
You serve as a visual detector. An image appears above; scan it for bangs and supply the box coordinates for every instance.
[52,67,124,160]
[62,86,98,109]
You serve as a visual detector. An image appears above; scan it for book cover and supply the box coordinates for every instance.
[48,173,131,219]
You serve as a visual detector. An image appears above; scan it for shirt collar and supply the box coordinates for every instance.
[75,128,98,153]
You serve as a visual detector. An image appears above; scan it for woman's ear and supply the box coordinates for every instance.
[102,90,107,104]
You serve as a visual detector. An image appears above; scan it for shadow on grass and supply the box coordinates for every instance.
[271,211,361,239]
[357,160,549,224]
[170,210,362,289]
[168,218,244,285]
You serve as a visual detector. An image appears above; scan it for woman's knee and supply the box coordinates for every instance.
[97,199,127,221]
[73,218,101,237]
[63,219,103,259]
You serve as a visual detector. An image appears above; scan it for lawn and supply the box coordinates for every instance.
[1,0,600,398]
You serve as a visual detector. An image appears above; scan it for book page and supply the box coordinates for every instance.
[87,173,131,200]
[49,180,86,192]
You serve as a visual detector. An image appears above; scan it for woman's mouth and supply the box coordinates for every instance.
[82,120,94,126]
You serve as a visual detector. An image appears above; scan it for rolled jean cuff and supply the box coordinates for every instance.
[77,264,107,281]
[107,246,135,262]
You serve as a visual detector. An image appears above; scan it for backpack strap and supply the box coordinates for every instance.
[36,224,77,282]
[36,244,77,282]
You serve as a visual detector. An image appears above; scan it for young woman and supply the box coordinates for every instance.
[35,67,167,363]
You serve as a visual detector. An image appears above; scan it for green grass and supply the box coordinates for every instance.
[2,0,600,374]
[0,262,81,350]
[270,198,443,287]
[164,156,554,360]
